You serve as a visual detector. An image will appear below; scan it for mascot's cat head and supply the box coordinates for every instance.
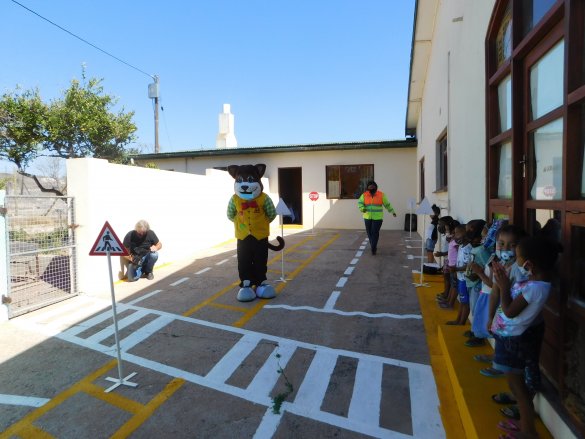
[227,164,266,200]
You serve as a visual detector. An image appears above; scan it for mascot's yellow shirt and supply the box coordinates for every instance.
[230,193,272,240]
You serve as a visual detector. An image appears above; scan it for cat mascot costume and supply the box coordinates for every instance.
[227,164,285,302]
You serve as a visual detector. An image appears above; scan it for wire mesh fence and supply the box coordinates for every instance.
[5,195,77,317]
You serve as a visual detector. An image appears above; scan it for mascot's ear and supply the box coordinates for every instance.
[227,165,240,179]
[255,164,266,178]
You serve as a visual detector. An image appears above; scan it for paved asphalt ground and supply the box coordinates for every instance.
[0,229,444,438]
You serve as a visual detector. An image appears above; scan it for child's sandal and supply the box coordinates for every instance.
[500,404,521,420]
[492,392,517,405]
[497,419,520,433]
[480,367,504,378]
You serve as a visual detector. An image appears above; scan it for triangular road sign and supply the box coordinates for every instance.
[275,198,292,216]
[89,221,128,256]
[416,197,435,215]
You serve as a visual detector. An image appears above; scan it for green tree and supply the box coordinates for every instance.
[45,74,137,162]
[0,88,47,171]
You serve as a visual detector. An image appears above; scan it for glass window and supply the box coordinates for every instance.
[498,141,513,198]
[523,0,557,35]
[326,164,373,200]
[496,3,512,67]
[498,75,512,132]
[530,40,564,120]
[527,208,562,239]
[436,134,448,190]
[529,118,563,200]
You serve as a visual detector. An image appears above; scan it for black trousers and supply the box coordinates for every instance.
[237,235,268,287]
[364,219,383,250]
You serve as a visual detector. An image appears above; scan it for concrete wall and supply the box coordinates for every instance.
[416,0,494,223]
[136,147,417,230]
[66,158,278,295]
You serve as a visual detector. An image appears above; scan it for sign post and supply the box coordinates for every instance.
[308,191,319,235]
[89,221,139,393]
[413,198,434,288]
[275,199,292,283]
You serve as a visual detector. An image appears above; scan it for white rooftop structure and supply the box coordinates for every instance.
[216,104,237,149]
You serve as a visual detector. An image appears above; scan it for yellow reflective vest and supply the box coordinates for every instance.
[358,190,395,220]
[230,193,272,240]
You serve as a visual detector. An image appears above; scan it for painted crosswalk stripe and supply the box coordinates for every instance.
[120,315,174,351]
[86,310,148,344]
[170,277,189,286]
[125,290,163,306]
[348,358,383,426]
[245,343,295,399]
[206,334,260,384]
[293,350,337,412]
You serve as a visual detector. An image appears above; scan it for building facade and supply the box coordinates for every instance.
[407,0,584,436]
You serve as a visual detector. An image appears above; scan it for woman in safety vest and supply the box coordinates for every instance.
[357,180,397,255]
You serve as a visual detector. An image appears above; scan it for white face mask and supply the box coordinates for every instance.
[517,261,532,277]
[496,249,515,262]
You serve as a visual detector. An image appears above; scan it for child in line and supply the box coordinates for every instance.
[435,216,454,302]
[491,236,560,439]
[447,224,471,325]
[425,204,441,263]
[478,224,529,376]
[437,220,461,309]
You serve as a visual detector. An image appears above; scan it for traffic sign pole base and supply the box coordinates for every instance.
[104,372,138,393]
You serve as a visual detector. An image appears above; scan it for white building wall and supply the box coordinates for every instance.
[137,148,417,230]
[417,0,494,223]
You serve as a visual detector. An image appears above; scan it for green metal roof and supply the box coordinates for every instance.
[133,139,417,160]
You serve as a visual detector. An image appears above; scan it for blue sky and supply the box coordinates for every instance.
[2,0,415,172]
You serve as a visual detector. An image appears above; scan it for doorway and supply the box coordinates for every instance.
[278,167,302,225]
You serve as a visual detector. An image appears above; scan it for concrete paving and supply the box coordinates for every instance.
[0,229,444,438]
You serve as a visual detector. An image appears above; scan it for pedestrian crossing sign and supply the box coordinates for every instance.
[89,221,128,256]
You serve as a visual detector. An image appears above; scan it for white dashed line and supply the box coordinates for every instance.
[336,277,348,288]
[344,267,355,276]
[0,394,50,408]
[170,277,189,286]
[355,251,363,257]
[126,290,163,305]
[216,259,229,265]
[350,258,359,265]
[359,246,366,250]
[324,291,341,310]
[196,267,211,275]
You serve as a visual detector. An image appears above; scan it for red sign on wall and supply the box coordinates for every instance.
[308,192,319,201]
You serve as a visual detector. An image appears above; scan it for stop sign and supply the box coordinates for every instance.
[309,191,319,201]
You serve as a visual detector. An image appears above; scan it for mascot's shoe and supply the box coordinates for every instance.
[256,282,276,299]
[237,281,257,302]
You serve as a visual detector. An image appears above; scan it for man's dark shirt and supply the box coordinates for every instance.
[123,230,159,257]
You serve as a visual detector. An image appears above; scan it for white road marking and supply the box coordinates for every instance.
[195,267,211,275]
[0,394,50,407]
[253,407,284,439]
[323,291,341,310]
[350,258,359,265]
[336,277,348,288]
[359,246,366,250]
[206,334,259,384]
[216,259,229,265]
[344,267,355,276]
[245,343,295,399]
[86,309,149,344]
[409,367,446,438]
[264,304,422,320]
[125,290,163,306]
[120,315,174,351]
[170,277,189,286]
[355,251,363,257]
[348,358,383,426]
[293,350,337,412]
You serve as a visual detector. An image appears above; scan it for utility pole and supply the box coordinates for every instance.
[148,75,160,153]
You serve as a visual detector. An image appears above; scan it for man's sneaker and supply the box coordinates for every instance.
[146,272,154,280]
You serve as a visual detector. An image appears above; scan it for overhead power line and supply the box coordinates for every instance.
[10,0,154,80]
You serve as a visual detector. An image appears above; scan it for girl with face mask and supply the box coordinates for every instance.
[490,236,560,439]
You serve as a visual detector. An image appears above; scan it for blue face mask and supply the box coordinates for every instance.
[496,249,515,262]
[517,261,532,277]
